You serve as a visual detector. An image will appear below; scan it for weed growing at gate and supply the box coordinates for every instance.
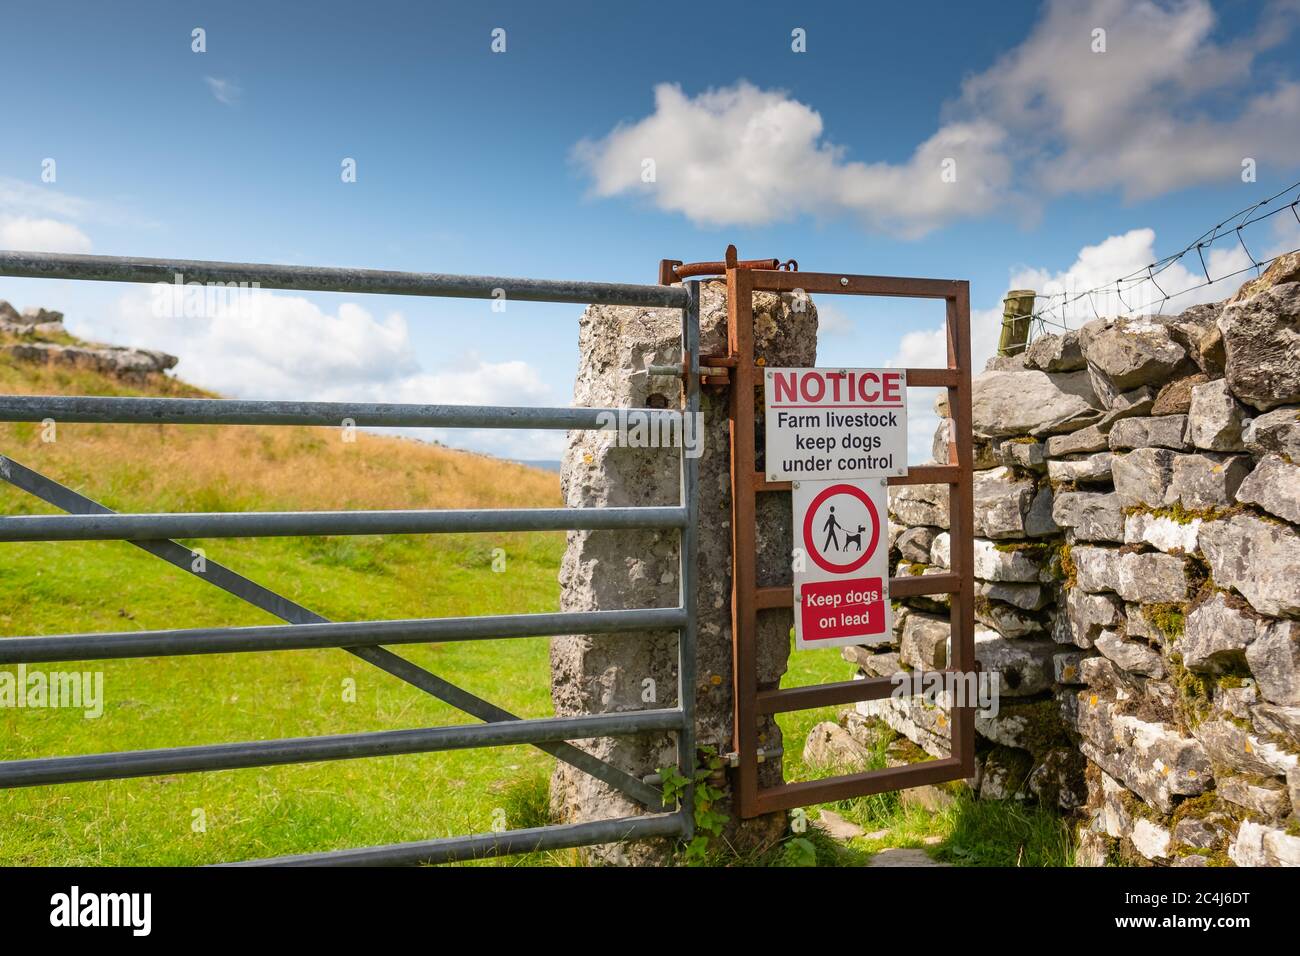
[659,746,729,864]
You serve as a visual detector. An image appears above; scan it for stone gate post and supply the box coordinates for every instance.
[550,277,818,863]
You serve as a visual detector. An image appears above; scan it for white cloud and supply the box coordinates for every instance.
[0,176,100,254]
[576,1,1300,235]
[960,0,1300,199]
[884,327,949,463]
[1265,208,1300,256]
[0,217,92,253]
[204,76,241,106]
[816,301,855,337]
[575,81,1010,238]
[69,288,562,460]
[0,177,95,222]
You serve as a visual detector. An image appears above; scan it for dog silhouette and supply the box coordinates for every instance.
[843,525,866,551]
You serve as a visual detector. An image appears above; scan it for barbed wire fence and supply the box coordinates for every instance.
[1025,178,1300,341]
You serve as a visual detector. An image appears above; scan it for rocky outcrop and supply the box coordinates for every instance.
[6,341,179,380]
[1,301,179,381]
[0,300,66,336]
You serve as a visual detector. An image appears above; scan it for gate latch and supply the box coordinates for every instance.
[722,746,784,768]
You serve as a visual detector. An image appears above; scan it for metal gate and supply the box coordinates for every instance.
[695,247,976,817]
[0,250,701,865]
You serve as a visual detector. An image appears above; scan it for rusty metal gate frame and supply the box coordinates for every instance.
[0,250,702,866]
[722,254,975,817]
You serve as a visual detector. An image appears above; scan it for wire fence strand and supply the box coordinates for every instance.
[1025,179,1300,340]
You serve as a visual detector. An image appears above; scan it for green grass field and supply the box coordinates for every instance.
[0,340,1073,866]
[0,530,568,865]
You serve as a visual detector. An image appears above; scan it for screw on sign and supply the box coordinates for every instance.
[792,479,892,651]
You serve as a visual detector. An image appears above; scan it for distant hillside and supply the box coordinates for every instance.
[513,459,562,473]
[0,313,562,515]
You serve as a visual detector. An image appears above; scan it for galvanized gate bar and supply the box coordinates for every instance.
[0,250,689,309]
[230,813,687,867]
[0,708,685,788]
[0,394,682,430]
[0,606,688,664]
[0,505,687,541]
[674,280,701,837]
[723,261,976,817]
[0,454,667,810]
[0,249,702,864]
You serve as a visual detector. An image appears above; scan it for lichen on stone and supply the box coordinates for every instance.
[1122,501,1236,525]
[1142,602,1186,641]
[1167,651,1214,729]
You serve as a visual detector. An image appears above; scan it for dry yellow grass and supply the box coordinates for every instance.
[0,346,561,513]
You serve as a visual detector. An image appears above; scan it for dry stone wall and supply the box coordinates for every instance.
[839,253,1300,866]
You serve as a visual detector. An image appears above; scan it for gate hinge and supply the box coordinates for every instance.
[647,353,733,389]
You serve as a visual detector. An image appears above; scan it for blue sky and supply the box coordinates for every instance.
[2,0,1298,460]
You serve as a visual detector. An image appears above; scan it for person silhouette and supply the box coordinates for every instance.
[822,505,842,552]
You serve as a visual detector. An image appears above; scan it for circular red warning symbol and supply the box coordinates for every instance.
[801,483,881,574]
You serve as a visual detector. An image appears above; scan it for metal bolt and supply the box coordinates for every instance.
[839,277,849,287]
[793,481,800,489]
[880,478,888,487]
[769,474,777,481]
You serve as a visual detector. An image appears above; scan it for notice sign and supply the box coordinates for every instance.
[793,478,892,650]
[764,368,908,481]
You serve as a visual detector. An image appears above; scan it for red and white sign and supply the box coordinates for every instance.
[792,478,892,651]
[763,367,908,481]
